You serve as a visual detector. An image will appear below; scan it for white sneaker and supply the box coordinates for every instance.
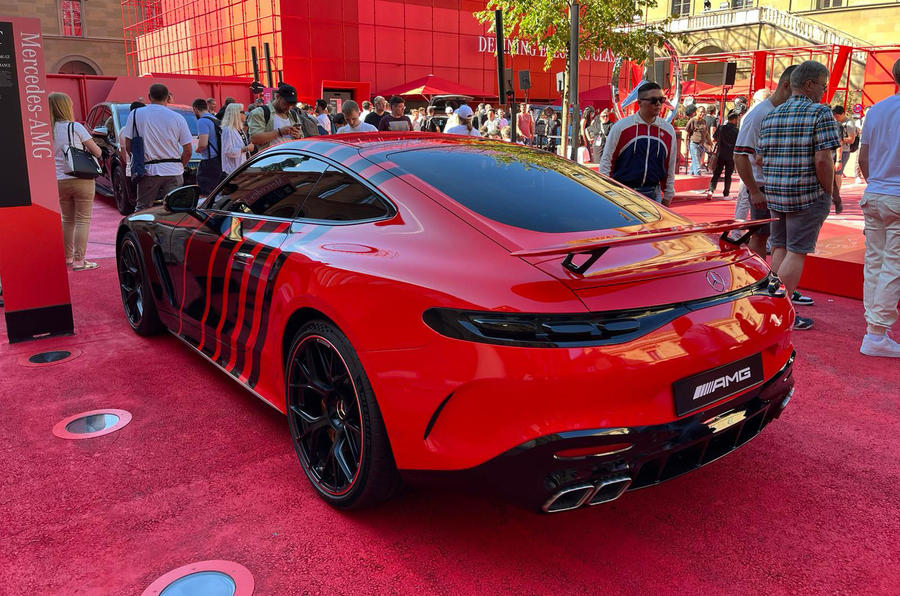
[860,333,900,358]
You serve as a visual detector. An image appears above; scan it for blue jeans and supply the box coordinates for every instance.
[633,184,661,203]
[689,142,704,175]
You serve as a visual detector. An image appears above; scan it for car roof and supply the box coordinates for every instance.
[100,101,194,111]
[276,132,492,154]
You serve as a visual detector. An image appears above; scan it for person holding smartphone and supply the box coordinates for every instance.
[247,83,304,151]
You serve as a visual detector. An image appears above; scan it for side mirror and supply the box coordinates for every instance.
[164,185,201,213]
[91,126,109,137]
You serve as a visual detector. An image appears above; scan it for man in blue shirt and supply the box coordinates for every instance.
[193,98,224,195]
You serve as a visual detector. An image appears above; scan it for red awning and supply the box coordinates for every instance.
[692,78,777,101]
[379,75,487,99]
[552,84,614,109]
[680,80,715,96]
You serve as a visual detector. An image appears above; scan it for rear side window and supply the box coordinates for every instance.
[210,154,327,218]
[388,146,659,233]
[301,166,391,222]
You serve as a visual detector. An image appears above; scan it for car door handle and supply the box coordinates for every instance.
[233,251,255,264]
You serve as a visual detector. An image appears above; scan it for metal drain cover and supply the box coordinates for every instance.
[28,350,71,364]
[142,561,253,596]
[52,409,132,440]
[65,413,120,434]
[159,571,236,596]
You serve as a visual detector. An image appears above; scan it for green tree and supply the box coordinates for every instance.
[476,0,669,72]
[476,0,675,151]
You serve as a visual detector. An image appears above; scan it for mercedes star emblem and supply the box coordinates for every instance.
[706,271,727,292]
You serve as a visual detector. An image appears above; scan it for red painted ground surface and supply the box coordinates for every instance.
[1,193,898,594]
[672,181,869,299]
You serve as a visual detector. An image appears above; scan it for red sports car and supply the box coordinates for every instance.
[116,133,795,512]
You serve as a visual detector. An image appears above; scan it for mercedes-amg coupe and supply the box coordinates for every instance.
[116,133,796,512]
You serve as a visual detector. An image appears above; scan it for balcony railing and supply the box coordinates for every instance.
[663,6,870,46]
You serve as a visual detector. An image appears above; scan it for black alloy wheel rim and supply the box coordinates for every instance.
[114,170,126,213]
[118,239,144,326]
[288,336,363,495]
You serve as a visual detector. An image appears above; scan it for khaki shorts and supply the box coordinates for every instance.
[769,195,831,254]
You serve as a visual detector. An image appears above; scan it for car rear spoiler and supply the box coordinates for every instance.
[511,219,775,275]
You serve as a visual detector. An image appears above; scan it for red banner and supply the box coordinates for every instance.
[0,17,73,342]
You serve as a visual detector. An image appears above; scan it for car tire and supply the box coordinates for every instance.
[286,320,401,509]
[113,166,133,215]
[117,231,162,336]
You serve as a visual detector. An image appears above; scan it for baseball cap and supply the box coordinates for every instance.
[456,105,474,119]
[276,83,298,103]
[445,106,454,114]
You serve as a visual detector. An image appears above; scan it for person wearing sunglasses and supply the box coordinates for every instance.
[597,82,677,204]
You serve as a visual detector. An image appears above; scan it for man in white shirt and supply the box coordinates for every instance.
[480,109,502,137]
[360,100,372,123]
[733,66,795,259]
[497,108,510,130]
[856,58,900,358]
[315,99,333,134]
[336,100,378,134]
[123,83,193,211]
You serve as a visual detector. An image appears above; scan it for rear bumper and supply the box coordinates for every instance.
[402,352,795,512]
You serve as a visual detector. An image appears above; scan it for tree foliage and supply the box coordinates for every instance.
[476,0,672,71]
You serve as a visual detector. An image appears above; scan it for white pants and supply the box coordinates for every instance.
[861,191,900,330]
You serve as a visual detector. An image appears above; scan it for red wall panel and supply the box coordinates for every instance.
[122,0,621,104]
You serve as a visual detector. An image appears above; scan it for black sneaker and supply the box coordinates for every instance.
[791,291,815,306]
[793,316,814,330]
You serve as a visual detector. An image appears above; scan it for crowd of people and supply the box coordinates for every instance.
[27,65,899,356]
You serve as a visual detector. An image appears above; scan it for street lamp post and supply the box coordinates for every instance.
[569,0,580,161]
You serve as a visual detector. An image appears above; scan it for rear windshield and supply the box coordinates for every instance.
[388,145,659,233]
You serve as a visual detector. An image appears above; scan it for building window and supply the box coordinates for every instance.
[731,0,752,8]
[61,0,83,37]
[671,0,691,17]
[817,0,843,7]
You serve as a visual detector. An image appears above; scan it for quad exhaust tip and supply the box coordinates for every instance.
[542,476,633,513]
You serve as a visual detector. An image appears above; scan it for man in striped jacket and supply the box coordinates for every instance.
[598,82,677,205]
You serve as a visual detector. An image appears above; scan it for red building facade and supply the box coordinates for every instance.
[122,0,623,103]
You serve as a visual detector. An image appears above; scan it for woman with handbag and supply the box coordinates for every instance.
[50,92,102,271]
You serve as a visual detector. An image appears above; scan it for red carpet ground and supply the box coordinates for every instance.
[0,195,897,594]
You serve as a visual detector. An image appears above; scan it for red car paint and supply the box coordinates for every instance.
[119,132,795,500]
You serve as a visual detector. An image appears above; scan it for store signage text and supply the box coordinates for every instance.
[19,32,52,158]
[477,36,615,63]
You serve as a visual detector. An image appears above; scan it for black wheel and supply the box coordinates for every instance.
[286,320,400,509]
[113,166,133,215]
[117,232,162,335]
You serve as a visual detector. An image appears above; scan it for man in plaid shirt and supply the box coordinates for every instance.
[758,61,841,330]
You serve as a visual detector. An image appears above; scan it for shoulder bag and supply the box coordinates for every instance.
[64,123,102,179]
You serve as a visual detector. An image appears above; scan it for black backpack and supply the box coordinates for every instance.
[534,118,547,137]
[201,114,223,164]
[845,123,860,153]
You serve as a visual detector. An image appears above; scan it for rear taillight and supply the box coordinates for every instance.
[423,307,674,347]
[423,274,775,348]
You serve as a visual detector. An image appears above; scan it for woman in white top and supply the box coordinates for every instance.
[444,105,482,137]
[221,103,255,175]
[50,92,103,271]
